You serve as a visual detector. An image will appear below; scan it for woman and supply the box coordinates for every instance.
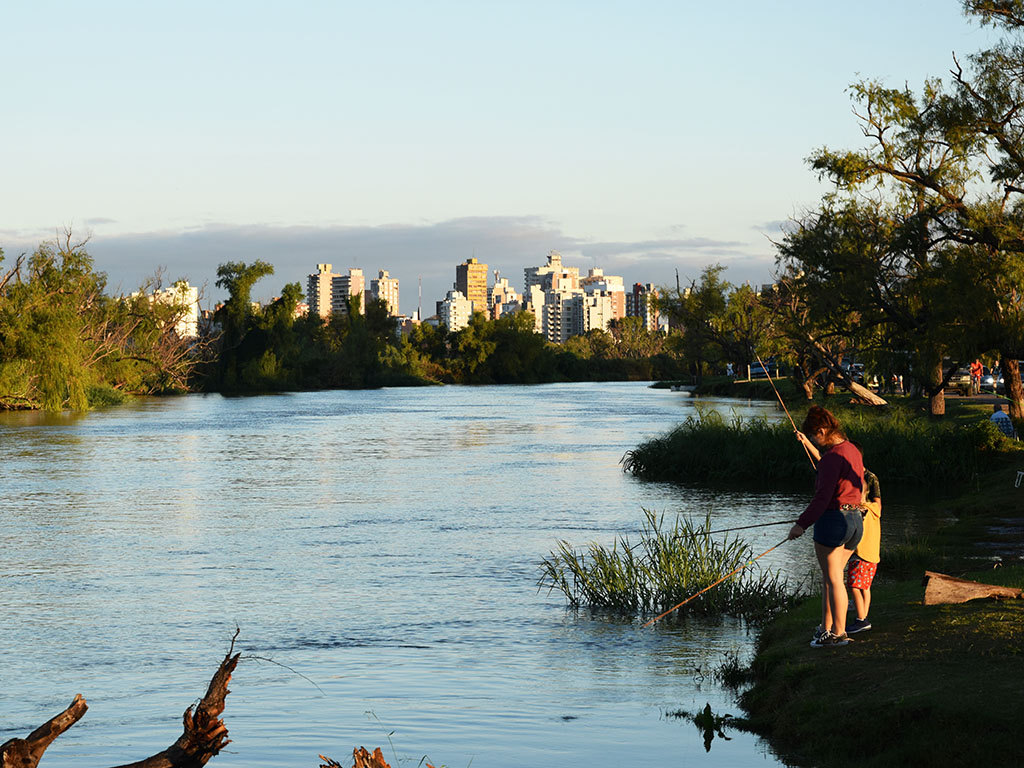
[788,405,865,647]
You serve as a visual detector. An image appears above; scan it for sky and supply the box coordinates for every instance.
[0,1,1002,313]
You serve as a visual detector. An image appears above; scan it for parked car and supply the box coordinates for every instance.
[948,368,973,395]
[750,359,778,379]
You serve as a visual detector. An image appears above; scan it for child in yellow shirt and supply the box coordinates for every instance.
[846,468,881,633]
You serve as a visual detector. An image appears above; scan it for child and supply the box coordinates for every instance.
[846,468,881,633]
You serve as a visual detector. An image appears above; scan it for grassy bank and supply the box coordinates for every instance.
[740,562,1024,767]
[624,395,1006,488]
[735,441,1024,767]
[633,387,1024,765]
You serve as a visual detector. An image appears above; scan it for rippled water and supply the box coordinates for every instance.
[1,383,830,766]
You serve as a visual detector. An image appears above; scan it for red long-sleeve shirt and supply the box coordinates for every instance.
[796,440,865,529]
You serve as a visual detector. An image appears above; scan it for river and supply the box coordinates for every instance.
[2,382,824,767]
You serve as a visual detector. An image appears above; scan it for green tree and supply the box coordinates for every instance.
[213,260,274,390]
[807,2,1024,416]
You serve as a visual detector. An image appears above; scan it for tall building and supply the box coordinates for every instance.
[627,283,660,331]
[455,257,489,314]
[307,263,337,318]
[524,250,579,296]
[581,268,625,322]
[149,281,200,339]
[371,269,400,316]
[332,268,365,316]
[438,289,474,332]
[490,276,522,319]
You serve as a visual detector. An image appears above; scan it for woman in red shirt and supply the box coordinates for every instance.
[788,406,865,647]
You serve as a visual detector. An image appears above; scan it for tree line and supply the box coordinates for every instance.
[0,246,684,411]
[208,260,683,392]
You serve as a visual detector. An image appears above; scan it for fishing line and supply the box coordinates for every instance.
[754,351,816,470]
[552,524,790,561]
[640,536,790,628]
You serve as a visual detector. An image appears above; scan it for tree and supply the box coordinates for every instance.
[212,260,274,390]
[657,265,773,382]
[773,198,961,408]
[807,2,1024,416]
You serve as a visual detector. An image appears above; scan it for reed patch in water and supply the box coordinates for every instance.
[538,509,797,621]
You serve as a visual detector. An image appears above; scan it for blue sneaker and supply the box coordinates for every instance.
[848,618,872,634]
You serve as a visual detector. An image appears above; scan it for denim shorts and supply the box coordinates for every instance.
[812,507,863,550]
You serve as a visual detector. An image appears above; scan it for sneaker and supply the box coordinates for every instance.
[847,618,872,634]
[810,631,853,648]
[811,624,825,643]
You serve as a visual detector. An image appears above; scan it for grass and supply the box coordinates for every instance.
[733,447,1024,767]
[621,397,1022,488]
[739,564,1024,767]
[538,509,798,622]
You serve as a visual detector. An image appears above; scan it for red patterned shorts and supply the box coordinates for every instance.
[846,557,877,590]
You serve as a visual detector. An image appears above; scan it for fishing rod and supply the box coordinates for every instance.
[641,536,790,628]
[754,351,816,470]
[703,520,792,535]
[558,519,793,560]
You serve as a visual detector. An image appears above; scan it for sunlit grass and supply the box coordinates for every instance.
[538,509,797,622]
[621,402,1019,487]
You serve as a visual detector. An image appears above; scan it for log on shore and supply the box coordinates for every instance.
[923,570,1024,606]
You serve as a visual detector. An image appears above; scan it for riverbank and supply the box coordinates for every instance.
[737,447,1024,767]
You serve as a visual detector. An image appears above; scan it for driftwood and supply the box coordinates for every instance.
[319,748,394,768]
[1,640,406,768]
[923,570,1024,606]
[1,650,240,768]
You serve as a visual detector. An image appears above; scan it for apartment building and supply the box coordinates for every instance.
[626,283,659,331]
[455,257,489,314]
[371,269,400,316]
[438,289,474,332]
[331,268,365,316]
[306,263,336,319]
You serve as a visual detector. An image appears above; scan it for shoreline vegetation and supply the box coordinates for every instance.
[626,380,1024,768]
[538,509,797,622]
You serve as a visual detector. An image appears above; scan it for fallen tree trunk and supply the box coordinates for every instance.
[923,570,1024,606]
[1,650,240,768]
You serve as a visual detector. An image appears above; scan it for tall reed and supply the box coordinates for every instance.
[621,403,1010,487]
[538,509,797,622]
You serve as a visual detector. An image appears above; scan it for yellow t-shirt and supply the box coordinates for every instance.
[857,469,881,563]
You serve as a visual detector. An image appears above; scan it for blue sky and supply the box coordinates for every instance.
[0,1,999,312]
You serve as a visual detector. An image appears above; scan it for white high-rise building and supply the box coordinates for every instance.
[150,281,200,339]
[307,263,336,319]
[439,289,474,332]
[332,268,365,316]
[371,269,400,316]
[581,268,625,323]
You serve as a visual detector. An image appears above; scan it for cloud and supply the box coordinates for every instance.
[6,217,779,312]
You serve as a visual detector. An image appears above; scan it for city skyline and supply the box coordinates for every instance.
[1,2,998,311]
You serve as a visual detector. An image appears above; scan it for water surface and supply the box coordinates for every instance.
[2,383,831,766]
